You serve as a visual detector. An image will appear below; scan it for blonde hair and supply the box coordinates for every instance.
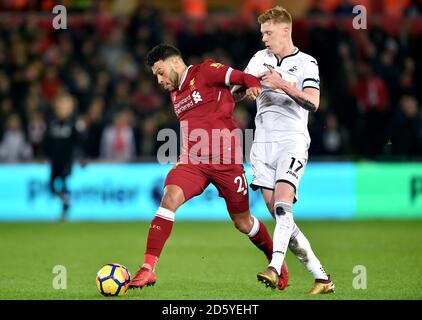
[258,6,292,26]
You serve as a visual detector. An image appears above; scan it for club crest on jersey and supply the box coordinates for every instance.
[192,91,203,104]
[210,62,223,69]
[189,78,196,91]
[288,66,298,73]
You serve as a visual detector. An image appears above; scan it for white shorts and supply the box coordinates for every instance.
[250,140,308,202]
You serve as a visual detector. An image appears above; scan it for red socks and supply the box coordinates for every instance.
[142,210,273,273]
[249,220,273,262]
[143,213,174,271]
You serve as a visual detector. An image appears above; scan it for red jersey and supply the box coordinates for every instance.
[170,60,243,164]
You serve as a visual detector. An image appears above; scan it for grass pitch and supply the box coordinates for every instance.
[0,220,421,300]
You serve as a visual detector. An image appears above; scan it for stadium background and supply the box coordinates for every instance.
[0,0,421,300]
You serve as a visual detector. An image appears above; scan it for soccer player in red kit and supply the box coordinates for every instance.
[128,44,288,290]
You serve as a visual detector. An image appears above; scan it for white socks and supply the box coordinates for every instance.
[268,201,329,281]
[289,226,328,280]
[269,201,294,275]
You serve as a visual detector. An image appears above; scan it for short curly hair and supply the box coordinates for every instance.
[146,44,182,67]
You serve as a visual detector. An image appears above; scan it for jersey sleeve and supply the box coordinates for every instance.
[201,60,234,87]
[230,52,261,94]
[244,52,262,77]
[302,58,320,90]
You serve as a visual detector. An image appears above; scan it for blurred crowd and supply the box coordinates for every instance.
[0,0,421,163]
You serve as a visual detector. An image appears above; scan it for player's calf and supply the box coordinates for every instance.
[243,215,273,262]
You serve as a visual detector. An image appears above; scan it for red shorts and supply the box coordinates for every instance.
[164,163,249,214]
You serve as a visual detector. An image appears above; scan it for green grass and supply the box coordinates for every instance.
[0,220,421,300]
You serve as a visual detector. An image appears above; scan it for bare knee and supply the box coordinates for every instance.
[160,185,185,212]
[231,212,254,234]
[274,182,295,204]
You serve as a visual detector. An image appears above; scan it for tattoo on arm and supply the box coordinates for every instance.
[285,92,317,112]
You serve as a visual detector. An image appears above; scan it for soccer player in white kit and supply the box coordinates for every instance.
[239,6,335,294]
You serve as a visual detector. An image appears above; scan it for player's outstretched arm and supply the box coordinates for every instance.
[262,67,320,112]
[203,60,262,100]
[229,69,262,100]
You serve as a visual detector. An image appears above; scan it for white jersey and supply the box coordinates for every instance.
[244,48,320,145]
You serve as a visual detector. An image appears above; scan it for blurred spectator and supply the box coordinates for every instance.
[100,110,136,161]
[307,0,327,16]
[405,0,422,17]
[0,71,11,101]
[104,85,133,127]
[376,49,401,106]
[383,0,411,18]
[82,96,106,159]
[355,31,377,62]
[308,95,329,156]
[27,111,46,159]
[321,113,349,155]
[131,77,164,116]
[93,71,111,97]
[41,67,63,102]
[241,0,274,26]
[390,95,422,158]
[182,0,207,19]
[348,62,390,157]
[67,67,93,114]
[45,92,81,221]
[306,0,340,13]
[398,69,417,97]
[99,27,126,75]
[127,2,163,48]
[0,114,33,162]
[0,99,14,138]
[21,92,45,128]
[333,0,355,15]
[138,116,160,157]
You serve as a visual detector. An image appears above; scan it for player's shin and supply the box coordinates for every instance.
[248,216,273,262]
[269,202,294,274]
[289,225,328,280]
[143,207,175,271]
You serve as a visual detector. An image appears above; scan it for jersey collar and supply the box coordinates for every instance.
[274,47,300,66]
[178,65,193,90]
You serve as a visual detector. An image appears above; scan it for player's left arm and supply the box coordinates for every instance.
[261,60,320,112]
[275,72,319,112]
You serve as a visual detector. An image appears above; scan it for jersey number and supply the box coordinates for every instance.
[234,174,248,195]
[289,157,304,172]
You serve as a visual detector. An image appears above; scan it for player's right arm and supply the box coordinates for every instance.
[202,60,262,100]
[231,52,262,101]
